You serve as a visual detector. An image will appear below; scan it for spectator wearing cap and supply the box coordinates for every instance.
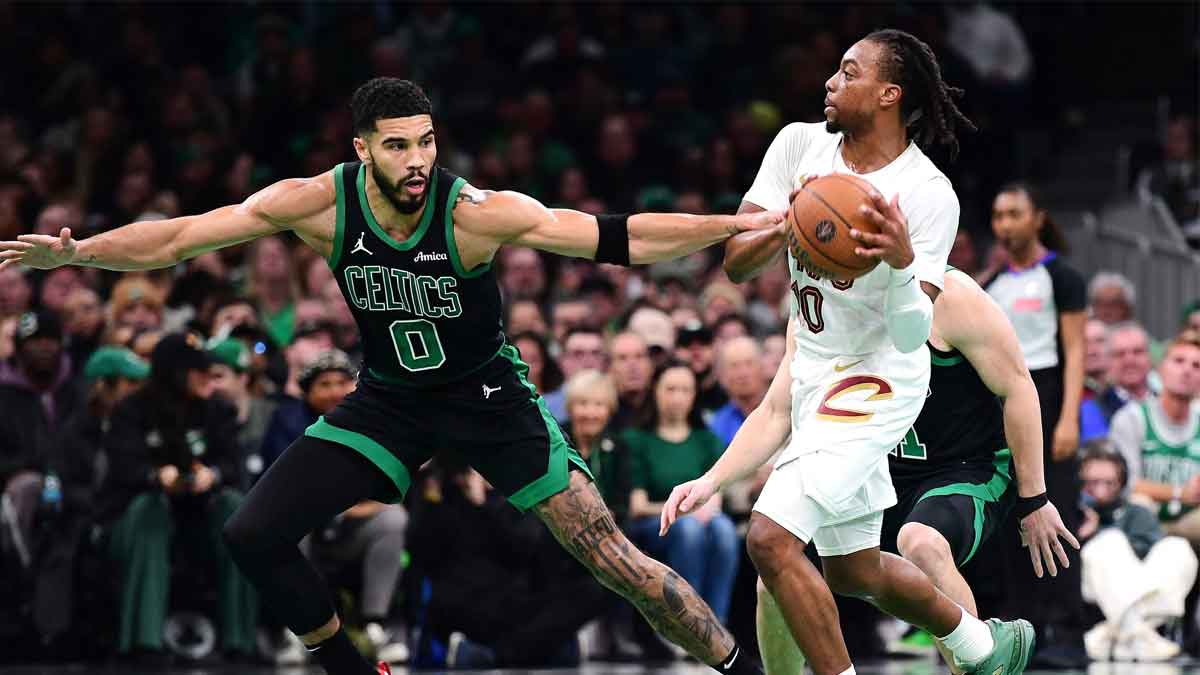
[0,310,81,495]
[1080,321,1156,440]
[108,276,165,332]
[27,347,150,643]
[674,320,727,419]
[208,338,278,491]
[543,327,607,423]
[282,320,336,398]
[101,332,257,661]
[259,350,410,661]
[627,305,676,368]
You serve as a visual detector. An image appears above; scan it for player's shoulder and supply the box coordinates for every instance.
[900,146,957,198]
[937,269,989,314]
[246,168,338,224]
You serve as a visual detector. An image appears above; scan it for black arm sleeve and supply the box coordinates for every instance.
[594,213,631,266]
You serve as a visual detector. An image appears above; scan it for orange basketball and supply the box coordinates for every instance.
[785,173,882,282]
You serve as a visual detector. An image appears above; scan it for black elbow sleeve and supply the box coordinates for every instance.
[595,213,631,266]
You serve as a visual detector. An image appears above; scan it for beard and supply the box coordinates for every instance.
[825,119,843,135]
[371,163,428,215]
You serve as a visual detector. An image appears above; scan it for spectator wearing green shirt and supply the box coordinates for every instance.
[562,369,632,524]
[624,361,739,623]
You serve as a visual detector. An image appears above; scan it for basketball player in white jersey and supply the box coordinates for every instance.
[661,30,1036,675]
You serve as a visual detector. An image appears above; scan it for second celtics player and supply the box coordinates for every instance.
[882,267,1079,663]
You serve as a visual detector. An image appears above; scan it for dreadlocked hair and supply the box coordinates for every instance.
[866,29,976,163]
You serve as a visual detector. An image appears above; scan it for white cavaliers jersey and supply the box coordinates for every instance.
[743,122,960,360]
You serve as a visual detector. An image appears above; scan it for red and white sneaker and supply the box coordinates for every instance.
[377,661,392,675]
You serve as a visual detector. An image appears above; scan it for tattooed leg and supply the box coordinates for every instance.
[532,471,736,663]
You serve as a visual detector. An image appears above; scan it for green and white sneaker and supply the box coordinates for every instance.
[959,619,1035,675]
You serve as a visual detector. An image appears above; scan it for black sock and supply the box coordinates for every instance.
[307,628,375,675]
[714,643,764,675]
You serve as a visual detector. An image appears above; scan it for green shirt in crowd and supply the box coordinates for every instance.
[623,427,725,503]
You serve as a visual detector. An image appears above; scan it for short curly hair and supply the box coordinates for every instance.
[350,78,432,135]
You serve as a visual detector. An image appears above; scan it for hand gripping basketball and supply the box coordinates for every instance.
[851,192,915,270]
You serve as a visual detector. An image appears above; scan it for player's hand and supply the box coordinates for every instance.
[853,192,915,270]
[1020,500,1080,578]
[1051,419,1079,462]
[1077,506,1101,541]
[660,476,719,536]
[0,228,78,272]
[732,209,786,235]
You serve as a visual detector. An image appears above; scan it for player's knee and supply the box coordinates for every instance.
[897,523,954,573]
[746,515,798,580]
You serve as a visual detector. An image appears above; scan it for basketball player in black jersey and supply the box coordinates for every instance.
[753,267,1080,674]
[0,79,781,675]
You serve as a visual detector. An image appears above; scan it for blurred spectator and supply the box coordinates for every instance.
[550,297,591,344]
[207,338,277,492]
[0,267,32,319]
[37,267,84,315]
[1088,272,1137,325]
[1083,319,1110,401]
[627,306,676,368]
[1111,332,1200,545]
[1080,321,1155,441]
[61,287,105,368]
[1137,116,1199,232]
[945,3,1032,86]
[506,299,548,337]
[578,276,621,330]
[498,248,546,303]
[282,321,336,398]
[543,327,606,422]
[746,260,788,335]
[260,350,356,472]
[563,370,631,523]
[674,321,726,419]
[108,276,165,332]
[320,280,360,359]
[1183,300,1200,335]
[511,331,562,395]
[948,230,981,279]
[248,237,300,348]
[101,332,256,661]
[624,361,738,624]
[709,336,766,446]
[1078,445,1194,662]
[0,311,81,487]
[761,332,787,382]
[129,329,164,362]
[712,313,752,345]
[211,297,261,338]
[699,281,746,327]
[607,331,653,430]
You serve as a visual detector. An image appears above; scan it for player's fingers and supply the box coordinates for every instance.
[0,241,33,252]
[1051,537,1071,568]
[1041,539,1059,577]
[0,250,27,260]
[0,259,16,273]
[60,227,72,246]
[858,205,889,229]
[1060,525,1082,550]
[1029,546,1044,578]
[17,234,57,246]
[848,228,887,245]
[854,247,886,260]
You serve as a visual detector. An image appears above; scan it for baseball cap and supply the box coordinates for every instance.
[151,332,213,374]
[298,350,357,393]
[15,309,63,345]
[677,320,713,347]
[83,346,150,381]
[207,337,251,372]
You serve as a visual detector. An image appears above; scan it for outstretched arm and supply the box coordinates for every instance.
[940,277,1079,577]
[453,189,783,265]
[0,175,334,271]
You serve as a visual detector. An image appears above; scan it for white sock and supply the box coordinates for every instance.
[836,667,856,675]
[937,607,994,665]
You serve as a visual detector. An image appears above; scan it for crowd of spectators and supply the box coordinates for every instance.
[0,0,1197,669]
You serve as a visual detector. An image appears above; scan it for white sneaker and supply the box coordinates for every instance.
[1113,622,1181,662]
[1085,622,1115,661]
[274,630,308,666]
[366,622,410,664]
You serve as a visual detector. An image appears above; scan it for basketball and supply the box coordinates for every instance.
[785,174,883,282]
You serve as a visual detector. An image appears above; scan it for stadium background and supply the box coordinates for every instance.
[0,1,1197,672]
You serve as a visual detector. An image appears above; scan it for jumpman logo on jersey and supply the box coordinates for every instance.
[351,233,373,256]
[482,384,502,399]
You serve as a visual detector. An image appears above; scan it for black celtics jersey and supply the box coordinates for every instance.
[889,336,1008,485]
[326,162,504,388]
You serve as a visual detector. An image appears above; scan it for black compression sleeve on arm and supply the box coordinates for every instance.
[595,213,631,266]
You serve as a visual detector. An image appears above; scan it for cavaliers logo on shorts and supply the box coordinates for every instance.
[815,375,894,423]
